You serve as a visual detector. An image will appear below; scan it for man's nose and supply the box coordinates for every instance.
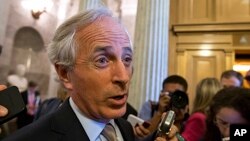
[112,60,131,89]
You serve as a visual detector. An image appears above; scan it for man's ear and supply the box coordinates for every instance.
[55,64,73,90]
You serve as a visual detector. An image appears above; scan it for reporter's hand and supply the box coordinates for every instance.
[158,92,171,113]
[0,85,8,117]
[134,122,151,139]
[0,105,8,117]
[155,112,180,141]
[155,124,179,141]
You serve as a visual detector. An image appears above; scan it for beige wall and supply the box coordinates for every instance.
[169,0,250,111]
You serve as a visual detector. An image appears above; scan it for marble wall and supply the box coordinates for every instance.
[0,0,80,98]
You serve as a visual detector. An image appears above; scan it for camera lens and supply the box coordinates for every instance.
[170,90,189,109]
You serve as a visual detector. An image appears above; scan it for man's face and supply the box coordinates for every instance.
[64,16,133,122]
[221,76,241,88]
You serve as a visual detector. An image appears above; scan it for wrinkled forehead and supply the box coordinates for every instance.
[75,15,131,48]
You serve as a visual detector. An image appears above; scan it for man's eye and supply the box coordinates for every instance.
[95,57,109,67]
[123,56,132,66]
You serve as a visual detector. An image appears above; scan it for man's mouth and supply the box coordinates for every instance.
[112,95,125,100]
[109,93,128,105]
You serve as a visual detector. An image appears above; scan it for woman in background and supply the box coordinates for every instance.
[204,87,250,141]
[181,78,222,141]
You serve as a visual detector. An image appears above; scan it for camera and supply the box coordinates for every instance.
[154,91,189,138]
[168,90,189,109]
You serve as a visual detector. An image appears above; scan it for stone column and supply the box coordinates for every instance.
[0,0,10,83]
[0,0,10,45]
[79,0,101,11]
[128,0,170,110]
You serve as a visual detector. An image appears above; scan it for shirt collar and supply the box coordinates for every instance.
[69,98,108,141]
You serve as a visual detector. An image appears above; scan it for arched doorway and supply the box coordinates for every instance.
[10,26,50,97]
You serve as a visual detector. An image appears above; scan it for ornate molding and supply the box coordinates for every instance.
[173,23,250,33]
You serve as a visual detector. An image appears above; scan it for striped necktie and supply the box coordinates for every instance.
[101,123,117,141]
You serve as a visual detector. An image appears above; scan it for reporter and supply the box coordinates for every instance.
[204,87,250,141]
[181,78,222,141]
[138,75,189,136]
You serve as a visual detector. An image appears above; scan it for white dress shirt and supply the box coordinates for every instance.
[69,98,124,141]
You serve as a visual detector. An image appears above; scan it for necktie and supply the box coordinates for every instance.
[101,123,117,141]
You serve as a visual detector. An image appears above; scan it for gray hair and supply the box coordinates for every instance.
[47,8,113,70]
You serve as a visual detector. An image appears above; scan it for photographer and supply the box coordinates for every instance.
[137,75,189,140]
[134,112,182,141]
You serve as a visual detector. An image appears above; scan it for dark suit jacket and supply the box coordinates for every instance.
[4,99,135,141]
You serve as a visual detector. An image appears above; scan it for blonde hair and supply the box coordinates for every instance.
[192,78,222,114]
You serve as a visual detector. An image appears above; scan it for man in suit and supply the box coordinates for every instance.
[16,81,41,129]
[4,7,134,141]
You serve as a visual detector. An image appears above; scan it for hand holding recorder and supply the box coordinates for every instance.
[0,85,25,124]
[155,110,181,141]
[0,105,8,117]
[0,85,8,117]
[127,114,152,138]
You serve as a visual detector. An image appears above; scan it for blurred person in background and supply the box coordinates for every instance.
[135,75,189,140]
[34,84,68,121]
[181,78,222,141]
[203,87,250,141]
[16,81,41,129]
[244,69,250,88]
[220,70,243,88]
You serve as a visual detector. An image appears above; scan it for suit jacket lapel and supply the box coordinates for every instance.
[115,118,135,141]
[49,99,135,141]
[50,99,90,141]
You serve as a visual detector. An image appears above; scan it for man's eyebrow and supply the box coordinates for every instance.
[93,46,113,53]
[123,47,133,54]
[93,46,133,54]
